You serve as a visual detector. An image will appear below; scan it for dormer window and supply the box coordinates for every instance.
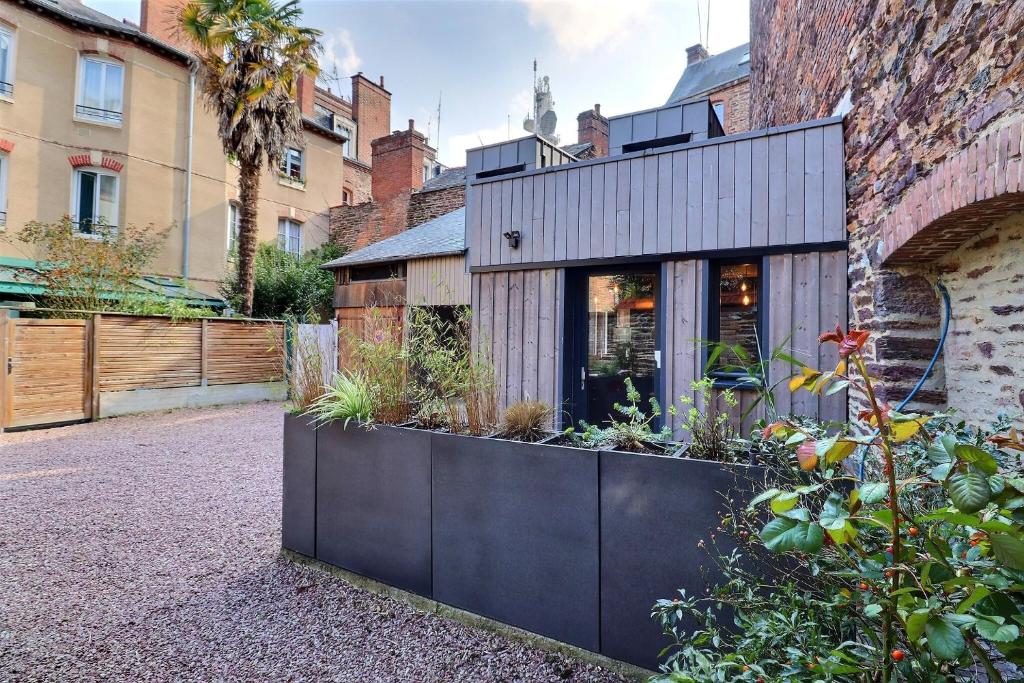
[76,56,124,125]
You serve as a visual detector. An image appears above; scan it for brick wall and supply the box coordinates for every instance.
[351,74,391,165]
[710,79,751,134]
[371,122,428,204]
[750,0,1024,421]
[407,185,466,228]
[345,162,372,205]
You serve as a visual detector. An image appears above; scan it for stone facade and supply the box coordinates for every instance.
[750,0,1024,421]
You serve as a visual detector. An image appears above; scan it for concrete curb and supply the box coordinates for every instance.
[281,549,654,682]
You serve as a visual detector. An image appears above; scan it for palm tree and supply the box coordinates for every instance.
[180,0,320,316]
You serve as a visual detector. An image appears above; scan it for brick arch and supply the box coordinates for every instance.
[880,122,1024,264]
[68,154,124,173]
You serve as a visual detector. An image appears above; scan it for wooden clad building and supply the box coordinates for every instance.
[464,100,848,433]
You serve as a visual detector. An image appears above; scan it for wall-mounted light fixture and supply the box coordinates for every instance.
[503,230,521,249]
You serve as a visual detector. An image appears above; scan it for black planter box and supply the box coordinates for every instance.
[431,433,600,651]
[598,450,763,669]
[315,422,433,597]
[282,412,317,557]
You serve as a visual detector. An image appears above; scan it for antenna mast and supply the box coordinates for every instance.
[533,59,539,128]
[436,92,442,158]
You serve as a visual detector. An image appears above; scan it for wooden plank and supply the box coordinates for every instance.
[642,155,659,254]
[480,181,493,268]
[628,157,645,256]
[803,125,825,243]
[553,268,565,424]
[785,131,805,244]
[566,167,581,261]
[200,318,209,385]
[790,253,820,418]
[0,309,9,429]
[554,170,569,261]
[670,151,687,253]
[823,123,846,242]
[522,270,540,402]
[702,145,719,251]
[532,175,545,263]
[499,179,513,265]
[767,133,787,245]
[89,314,101,419]
[589,164,604,258]
[577,166,592,260]
[511,177,524,265]
[656,154,672,254]
[718,142,735,249]
[767,254,793,417]
[537,269,556,407]
[468,184,482,268]
[493,271,509,412]
[818,250,849,422]
[602,162,617,258]
[506,271,524,404]
[734,138,753,248]
[686,149,703,250]
[662,262,676,434]
[490,182,502,266]
[615,159,631,256]
[543,173,557,262]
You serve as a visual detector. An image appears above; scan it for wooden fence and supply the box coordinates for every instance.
[0,309,285,430]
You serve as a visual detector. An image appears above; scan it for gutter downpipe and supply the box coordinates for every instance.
[182,61,197,280]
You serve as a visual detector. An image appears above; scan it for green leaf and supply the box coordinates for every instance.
[747,487,782,510]
[820,491,850,530]
[930,463,952,481]
[859,482,888,504]
[770,491,799,514]
[927,434,957,463]
[955,444,999,476]
[976,615,1020,643]
[948,472,991,513]
[864,603,883,618]
[906,609,930,642]
[760,517,824,554]
[825,379,849,396]
[925,616,966,660]
[785,432,807,446]
[957,586,991,614]
[990,534,1024,570]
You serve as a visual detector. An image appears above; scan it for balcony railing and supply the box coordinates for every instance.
[75,104,123,124]
[0,81,12,97]
[0,210,6,227]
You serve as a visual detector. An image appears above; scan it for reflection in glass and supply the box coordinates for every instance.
[713,263,760,375]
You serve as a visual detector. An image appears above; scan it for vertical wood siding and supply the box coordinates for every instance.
[467,121,845,269]
[471,269,563,423]
[406,255,470,306]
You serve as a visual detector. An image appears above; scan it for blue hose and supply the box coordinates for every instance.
[856,282,952,481]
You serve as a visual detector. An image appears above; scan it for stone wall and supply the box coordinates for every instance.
[750,0,1024,420]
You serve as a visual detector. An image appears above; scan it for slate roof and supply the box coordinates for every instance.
[421,166,467,192]
[561,142,593,157]
[321,207,466,269]
[24,0,191,62]
[666,43,750,104]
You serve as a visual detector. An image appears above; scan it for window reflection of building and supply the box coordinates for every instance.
[587,274,656,379]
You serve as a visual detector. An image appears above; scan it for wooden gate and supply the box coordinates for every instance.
[2,316,92,429]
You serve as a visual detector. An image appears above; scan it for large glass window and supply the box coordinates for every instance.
[280,148,304,180]
[0,27,14,98]
[277,218,301,256]
[710,261,762,382]
[73,168,119,234]
[77,56,124,124]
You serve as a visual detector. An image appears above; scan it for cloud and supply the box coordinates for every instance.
[442,89,533,164]
[519,0,653,56]
[320,30,361,78]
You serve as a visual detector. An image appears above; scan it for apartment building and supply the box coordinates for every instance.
[0,0,354,297]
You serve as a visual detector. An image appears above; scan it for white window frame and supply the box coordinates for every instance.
[340,124,355,158]
[74,54,124,127]
[280,147,304,181]
[226,201,240,255]
[277,218,301,256]
[0,152,8,228]
[0,25,15,101]
[70,167,120,236]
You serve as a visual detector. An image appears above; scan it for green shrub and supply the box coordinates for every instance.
[304,372,372,428]
[221,242,344,320]
[497,400,554,442]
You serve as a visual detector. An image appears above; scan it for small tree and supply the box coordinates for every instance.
[180,0,321,316]
[220,242,343,320]
[14,218,168,313]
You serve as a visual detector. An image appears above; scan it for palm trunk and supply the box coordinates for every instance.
[236,161,262,317]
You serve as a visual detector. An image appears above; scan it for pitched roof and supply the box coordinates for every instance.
[420,166,466,192]
[561,142,593,157]
[666,43,750,104]
[321,207,465,269]
[23,0,191,63]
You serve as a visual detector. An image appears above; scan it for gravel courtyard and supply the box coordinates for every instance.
[0,403,627,682]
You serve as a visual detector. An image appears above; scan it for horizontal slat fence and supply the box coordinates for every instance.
[99,316,202,390]
[206,320,285,385]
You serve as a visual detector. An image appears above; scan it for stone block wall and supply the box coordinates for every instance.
[750,0,1024,421]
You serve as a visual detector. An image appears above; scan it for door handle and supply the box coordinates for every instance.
[580,365,586,391]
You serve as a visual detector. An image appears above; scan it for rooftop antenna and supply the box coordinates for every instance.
[435,92,442,158]
[532,59,539,129]
[705,0,711,52]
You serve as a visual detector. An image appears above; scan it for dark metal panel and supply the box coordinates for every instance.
[600,451,762,669]
[282,412,316,557]
[751,136,769,247]
[670,151,688,253]
[466,149,483,175]
[718,141,736,249]
[483,143,500,171]
[629,157,645,256]
[315,423,432,597]
[499,141,518,168]
[656,104,683,138]
[633,110,657,143]
[432,434,600,652]
[701,145,719,250]
[734,139,752,248]
[608,116,631,156]
[786,131,806,245]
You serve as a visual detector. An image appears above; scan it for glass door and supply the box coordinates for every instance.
[582,272,658,425]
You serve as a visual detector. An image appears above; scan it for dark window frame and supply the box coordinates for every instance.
[706,256,767,390]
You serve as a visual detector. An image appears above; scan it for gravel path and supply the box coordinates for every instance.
[0,403,627,683]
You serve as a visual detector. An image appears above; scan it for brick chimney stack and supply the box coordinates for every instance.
[140,0,187,49]
[370,119,434,204]
[577,104,608,158]
[296,74,316,116]
[686,43,710,65]
[351,73,392,165]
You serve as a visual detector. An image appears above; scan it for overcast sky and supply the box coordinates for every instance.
[86,0,750,166]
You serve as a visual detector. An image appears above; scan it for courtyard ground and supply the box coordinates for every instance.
[0,403,627,682]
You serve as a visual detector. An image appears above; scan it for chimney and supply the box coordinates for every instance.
[686,43,710,65]
[370,121,431,204]
[577,104,608,158]
[140,0,187,49]
[296,74,315,116]
[351,72,392,165]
